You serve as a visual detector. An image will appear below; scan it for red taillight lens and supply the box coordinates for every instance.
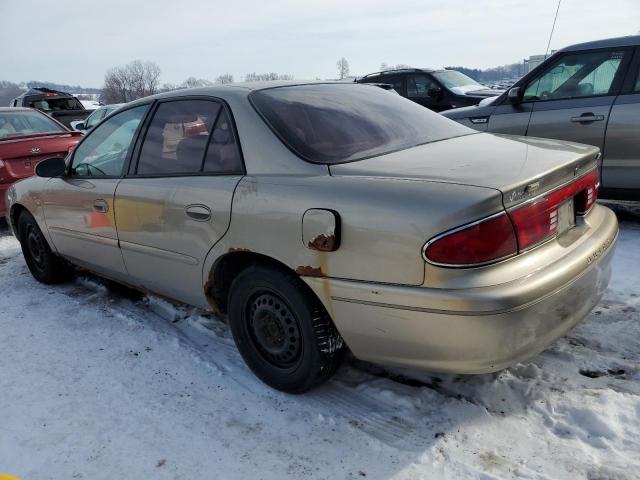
[508,168,600,250]
[424,212,517,266]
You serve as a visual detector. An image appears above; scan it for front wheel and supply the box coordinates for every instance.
[18,211,73,284]
[228,265,344,393]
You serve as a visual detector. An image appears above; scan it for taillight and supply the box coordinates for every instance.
[508,168,600,250]
[424,168,600,267]
[424,212,517,266]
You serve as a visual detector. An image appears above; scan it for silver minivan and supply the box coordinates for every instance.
[443,35,640,199]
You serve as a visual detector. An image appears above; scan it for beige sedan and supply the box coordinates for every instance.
[5,82,618,392]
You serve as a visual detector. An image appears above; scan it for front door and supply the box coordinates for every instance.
[44,105,149,279]
[114,98,244,306]
[406,73,441,110]
[601,54,640,191]
[523,48,631,150]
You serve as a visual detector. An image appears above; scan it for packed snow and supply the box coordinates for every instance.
[0,201,638,480]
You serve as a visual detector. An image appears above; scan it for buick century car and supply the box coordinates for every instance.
[5,82,618,392]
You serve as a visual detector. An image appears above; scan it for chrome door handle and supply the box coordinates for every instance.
[571,113,604,123]
[93,199,109,213]
[185,204,211,221]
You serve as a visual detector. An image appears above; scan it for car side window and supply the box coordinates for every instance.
[634,69,640,93]
[136,100,222,175]
[71,105,148,177]
[523,50,626,102]
[379,75,403,94]
[202,109,243,174]
[406,74,438,98]
[85,109,105,129]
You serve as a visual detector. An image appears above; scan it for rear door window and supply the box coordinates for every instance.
[136,99,242,176]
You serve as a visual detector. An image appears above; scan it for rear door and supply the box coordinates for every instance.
[114,98,244,306]
[601,47,640,191]
[524,48,632,150]
[43,104,149,280]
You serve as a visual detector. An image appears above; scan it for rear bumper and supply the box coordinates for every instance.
[303,205,618,373]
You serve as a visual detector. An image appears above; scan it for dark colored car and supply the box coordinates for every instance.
[0,107,81,217]
[442,35,640,199]
[10,87,92,128]
[356,68,503,112]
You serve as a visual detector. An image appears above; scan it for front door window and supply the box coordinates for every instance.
[523,50,626,102]
[71,105,148,177]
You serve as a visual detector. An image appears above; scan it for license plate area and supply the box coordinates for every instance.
[556,197,576,235]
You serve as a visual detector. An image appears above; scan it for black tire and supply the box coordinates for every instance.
[228,265,344,393]
[18,211,73,284]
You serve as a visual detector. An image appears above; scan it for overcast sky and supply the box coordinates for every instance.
[1,0,638,87]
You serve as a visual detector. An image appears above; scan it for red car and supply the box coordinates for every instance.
[0,107,82,217]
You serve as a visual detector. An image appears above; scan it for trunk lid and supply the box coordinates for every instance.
[329,133,600,209]
[0,131,81,180]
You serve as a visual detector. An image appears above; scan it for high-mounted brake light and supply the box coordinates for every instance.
[424,212,518,266]
[424,168,600,267]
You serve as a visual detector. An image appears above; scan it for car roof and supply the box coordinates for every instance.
[358,67,450,80]
[561,35,640,52]
[125,81,378,107]
[0,107,37,112]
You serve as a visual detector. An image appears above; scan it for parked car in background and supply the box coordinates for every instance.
[0,107,81,217]
[71,103,125,133]
[6,83,616,393]
[357,68,503,111]
[10,87,92,128]
[443,35,640,199]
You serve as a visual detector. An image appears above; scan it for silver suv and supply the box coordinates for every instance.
[442,35,640,199]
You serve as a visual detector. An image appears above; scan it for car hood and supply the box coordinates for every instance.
[330,133,600,207]
[450,85,505,97]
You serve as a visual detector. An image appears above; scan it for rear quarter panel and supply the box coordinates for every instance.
[202,174,503,288]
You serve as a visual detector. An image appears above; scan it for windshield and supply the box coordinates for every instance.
[432,71,481,89]
[250,84,472,164]
[28,96,84,112]
[0,110,65,138]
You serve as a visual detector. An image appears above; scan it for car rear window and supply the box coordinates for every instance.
[27,97,84,112]
[250,84,472,164]
[0,110,65,138]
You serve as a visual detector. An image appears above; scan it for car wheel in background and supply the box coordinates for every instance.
[18,211,73,284]
[228,265,344,393]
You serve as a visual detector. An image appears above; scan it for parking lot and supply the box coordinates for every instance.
[0,200,638,479]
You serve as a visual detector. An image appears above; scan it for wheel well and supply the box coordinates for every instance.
[206,252,305,315]
[9,204,27,240]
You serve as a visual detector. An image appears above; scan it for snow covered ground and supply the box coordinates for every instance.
[0,202,638,480]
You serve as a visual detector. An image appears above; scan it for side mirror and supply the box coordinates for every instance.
[73,122,85,131]
[508,86,522,105]
[35,157,66,178]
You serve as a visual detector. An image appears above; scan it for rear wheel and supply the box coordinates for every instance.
[228,265,344,393]
[18,211,73,284]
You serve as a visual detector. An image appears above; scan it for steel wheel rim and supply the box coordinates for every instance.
[246,291,302,369]
[26,225,46,271]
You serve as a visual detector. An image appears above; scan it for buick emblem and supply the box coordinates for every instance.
[31,146,41,154]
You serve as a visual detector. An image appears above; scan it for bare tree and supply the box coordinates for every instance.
[183,77,213,88]
[337,57,350,79]
[101,60,161,104]
[216,74,234,84]
[244,72,293,82]
[379,62,389,71]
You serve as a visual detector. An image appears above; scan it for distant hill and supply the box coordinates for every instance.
[445,63,524,83]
